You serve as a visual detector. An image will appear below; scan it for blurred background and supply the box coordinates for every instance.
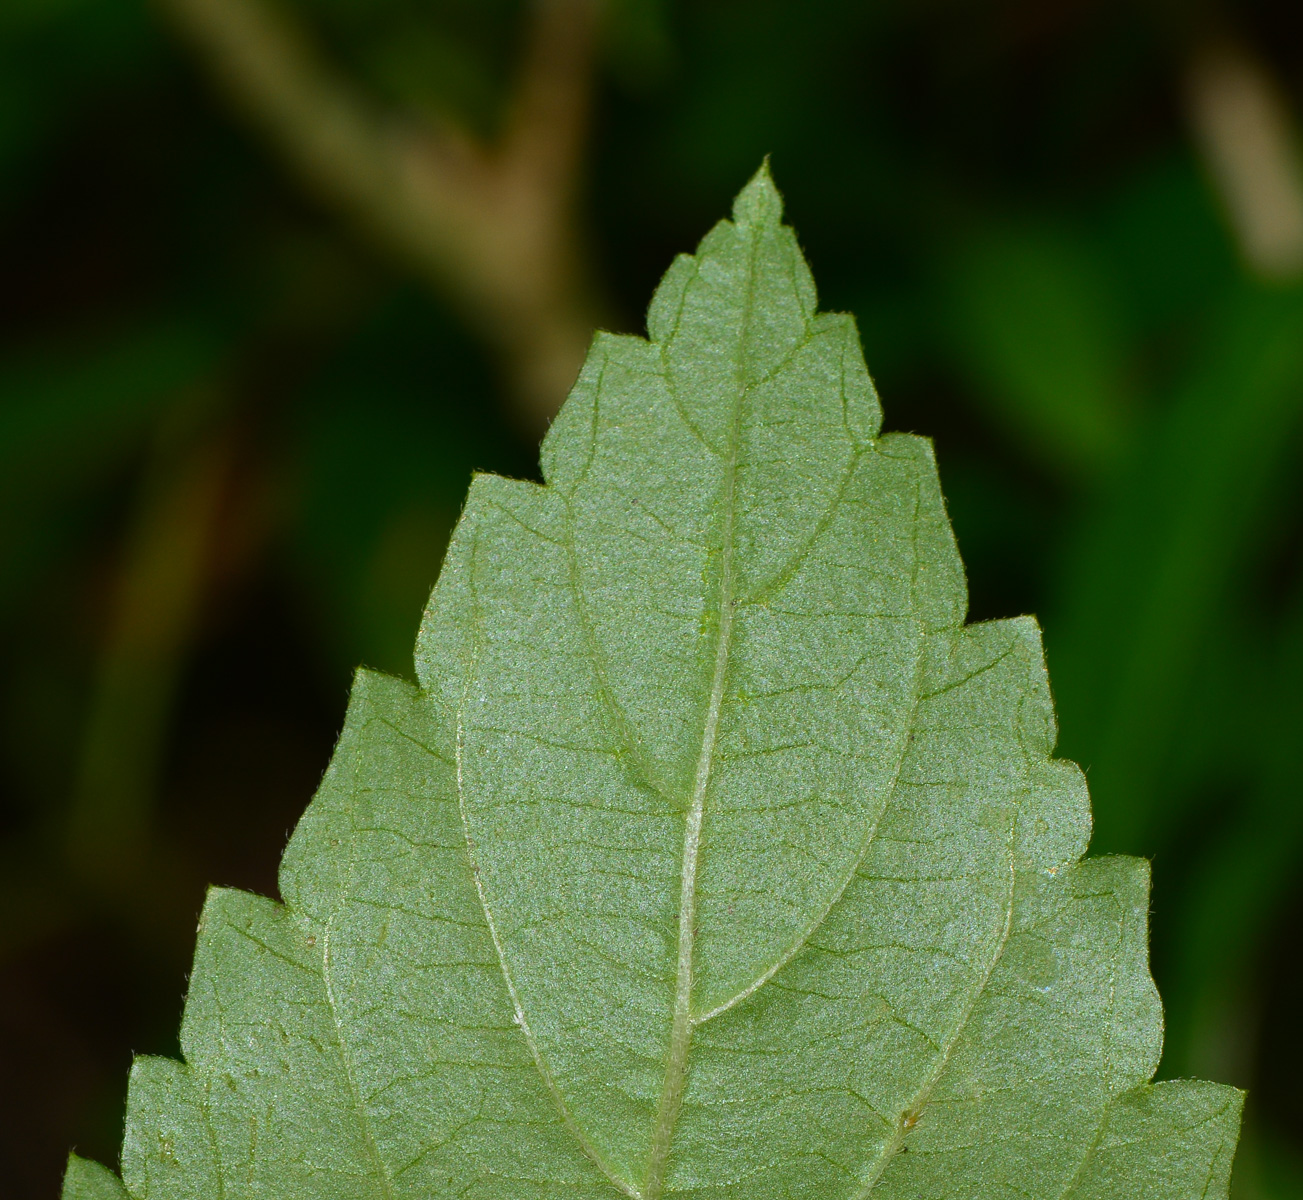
[1,0,1302,1194]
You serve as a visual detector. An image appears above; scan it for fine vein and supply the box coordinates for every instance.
[693,647,923,1029]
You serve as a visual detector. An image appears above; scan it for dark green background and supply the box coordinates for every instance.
[2,1,1302,1196]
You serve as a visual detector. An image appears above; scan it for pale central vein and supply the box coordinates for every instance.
[643,465,739,1200]
[643,247,755,1200]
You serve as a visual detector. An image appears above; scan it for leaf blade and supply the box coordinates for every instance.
[85,165,1240,1200]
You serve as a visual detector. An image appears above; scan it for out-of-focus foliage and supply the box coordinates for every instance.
[1,1,1302,1197]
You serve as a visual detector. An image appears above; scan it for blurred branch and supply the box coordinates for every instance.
[1185,43,1303,281]
[66,399,234,875]
[159,0,603,432]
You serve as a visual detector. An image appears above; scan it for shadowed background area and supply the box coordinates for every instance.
[1,0,1302,1195]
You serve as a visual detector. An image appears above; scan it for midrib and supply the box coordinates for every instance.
[641,245,756,1200]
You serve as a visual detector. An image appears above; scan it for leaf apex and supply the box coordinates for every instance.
[732,158,783,228]
[62,1154,128,1200]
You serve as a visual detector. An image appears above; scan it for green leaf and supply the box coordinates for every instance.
[74,165,1241,1200]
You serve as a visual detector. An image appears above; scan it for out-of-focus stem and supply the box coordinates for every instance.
[158,0,602,431]
[1186,43,1303,281]
[66,401,232,875]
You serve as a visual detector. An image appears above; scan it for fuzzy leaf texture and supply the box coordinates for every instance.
[66,166,1242,1200]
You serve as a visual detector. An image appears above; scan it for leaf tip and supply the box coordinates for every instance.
[732,158,784,229]
[62,1154,128,1200]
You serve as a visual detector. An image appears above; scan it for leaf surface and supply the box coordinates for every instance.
[65,166,1241,1200]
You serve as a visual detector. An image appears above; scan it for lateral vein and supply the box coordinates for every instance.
[848,814,1020,1199]
[457,542,642,1200]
